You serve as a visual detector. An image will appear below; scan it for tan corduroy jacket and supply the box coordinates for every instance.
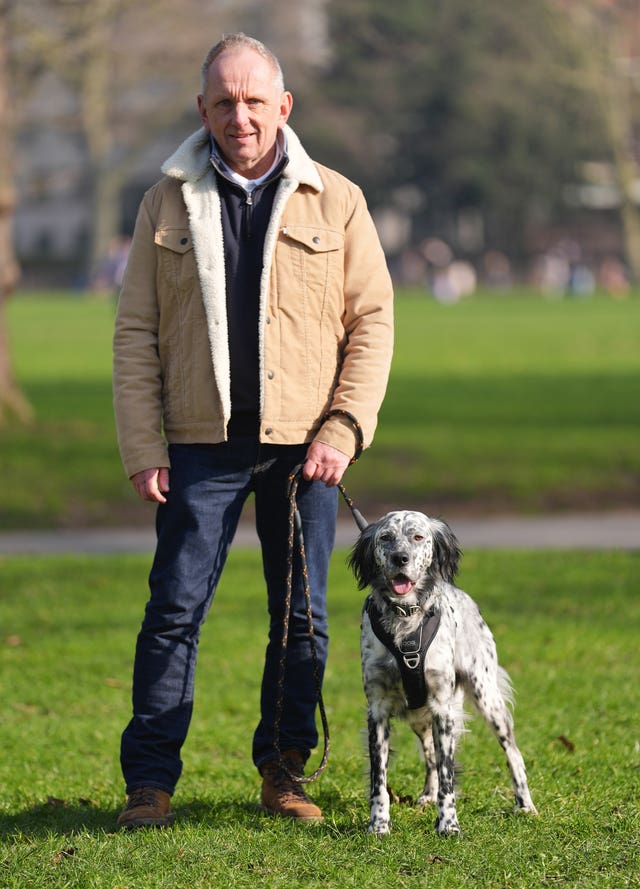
[113,125,394,479]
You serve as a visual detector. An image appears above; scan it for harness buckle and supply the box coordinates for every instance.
[392,603,422,617]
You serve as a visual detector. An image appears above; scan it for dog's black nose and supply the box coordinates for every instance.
[390,551,410,567]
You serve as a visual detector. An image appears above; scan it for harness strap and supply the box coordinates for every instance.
[364,595,441,711]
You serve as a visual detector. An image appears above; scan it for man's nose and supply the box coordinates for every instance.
[231,102,250,125]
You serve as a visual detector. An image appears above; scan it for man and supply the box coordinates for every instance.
[113,33,393,829]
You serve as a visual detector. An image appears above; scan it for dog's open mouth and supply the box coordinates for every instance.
[391,573,415,596]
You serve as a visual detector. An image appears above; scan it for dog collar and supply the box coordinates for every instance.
[363,596,441,711]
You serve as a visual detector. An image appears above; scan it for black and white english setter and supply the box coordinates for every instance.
[349,510,537,836]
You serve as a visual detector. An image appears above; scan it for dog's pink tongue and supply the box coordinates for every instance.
[392,578,413,596]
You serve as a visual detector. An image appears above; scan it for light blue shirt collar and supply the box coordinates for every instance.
[209,131,288,193]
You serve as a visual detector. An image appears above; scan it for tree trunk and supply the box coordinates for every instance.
[602,51,640,284]
[0,1,32,425]
[565,1,640,285]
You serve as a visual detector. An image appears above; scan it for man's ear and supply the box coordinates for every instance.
[197,94,211,132]
[278,91,293,127]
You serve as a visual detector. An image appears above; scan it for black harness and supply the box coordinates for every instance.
[364,595,441,711]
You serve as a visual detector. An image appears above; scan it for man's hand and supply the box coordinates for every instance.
[302,441,350,487]
[130,467,170,503]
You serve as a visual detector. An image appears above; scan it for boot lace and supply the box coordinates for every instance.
[265,760,308,800]
[127,787,163,809]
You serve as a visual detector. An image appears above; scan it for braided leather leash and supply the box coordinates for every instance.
[273,410,369,783]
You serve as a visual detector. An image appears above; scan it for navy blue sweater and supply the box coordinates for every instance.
[215,159,286,436]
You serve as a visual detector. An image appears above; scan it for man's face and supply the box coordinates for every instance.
[198,47,293,179]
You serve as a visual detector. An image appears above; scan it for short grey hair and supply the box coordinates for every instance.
[200,33,285,95]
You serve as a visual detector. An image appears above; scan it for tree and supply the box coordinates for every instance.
[554,0,640,282]
[12,0,239,280]
[0,0,32,424]
[301,0,607,262]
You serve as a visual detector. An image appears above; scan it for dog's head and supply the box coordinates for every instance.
[348,510,461,600]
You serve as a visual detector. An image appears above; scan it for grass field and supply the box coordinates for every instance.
[0,551,640,889]
[357,289,640,513]
[1,547,639,888]
[2,292,638,885]
[3,289,640,529]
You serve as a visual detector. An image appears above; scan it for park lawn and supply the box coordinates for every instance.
[0,547,638,888]
[348,290,640,512]
[2,290,640,529]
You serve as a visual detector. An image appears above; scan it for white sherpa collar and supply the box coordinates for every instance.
[158,124,321,431]
[160,124,323,192]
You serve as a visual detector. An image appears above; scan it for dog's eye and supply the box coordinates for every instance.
[379,532,393,542]
[414,534,424,541]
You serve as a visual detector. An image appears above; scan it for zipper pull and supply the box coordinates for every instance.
[243,190,253,240]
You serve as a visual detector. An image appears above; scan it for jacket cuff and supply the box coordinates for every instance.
[314,415,362,461]
[122,446,171,480]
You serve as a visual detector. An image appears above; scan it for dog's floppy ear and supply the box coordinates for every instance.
[348,522,378,590]
[429,519,462,583]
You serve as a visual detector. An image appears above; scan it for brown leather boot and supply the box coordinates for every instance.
[116,787,175,830]
[260,751,323,822]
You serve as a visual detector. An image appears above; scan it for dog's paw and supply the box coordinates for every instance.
[416,791,437,807]
[435,814,461,836]
[514,802,538,816]
[368,818,391,836]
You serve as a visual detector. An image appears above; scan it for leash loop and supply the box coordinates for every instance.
[275,465,330,784]
[321,408,365,466]
[274,412,369,783]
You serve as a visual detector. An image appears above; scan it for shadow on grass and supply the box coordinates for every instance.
[0,799,120,838]
[0,796,365,839]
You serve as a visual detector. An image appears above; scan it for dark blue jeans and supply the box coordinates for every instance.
[120,440,338,795]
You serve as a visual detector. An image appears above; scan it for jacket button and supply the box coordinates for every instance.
[180,237,188,245]
[265,427,273,435]
[312,236,320,244]
[267,371,274,380]
[266,317,271,325]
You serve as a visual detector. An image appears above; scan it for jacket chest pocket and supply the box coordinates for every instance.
[154,227,206,422]
[279,225,344,315]
[155,227,197,293]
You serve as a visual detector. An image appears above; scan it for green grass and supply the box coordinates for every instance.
[1,548,639,888]
[347,290,640,513]
[2,289,640,529]
[3,294,128,529]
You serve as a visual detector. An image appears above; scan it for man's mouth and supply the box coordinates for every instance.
[390,573,415,596]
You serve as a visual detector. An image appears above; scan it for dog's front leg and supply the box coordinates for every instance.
[432,707,461,836]
[408,710,438,806]
[367,711,391,835]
